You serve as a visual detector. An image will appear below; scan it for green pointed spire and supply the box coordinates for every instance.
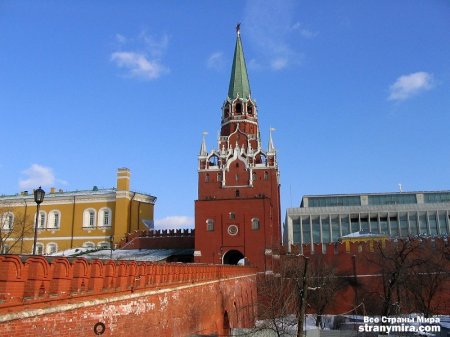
[228,27,251,100]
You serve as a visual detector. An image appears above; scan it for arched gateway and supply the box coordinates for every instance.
[223,250,244,265]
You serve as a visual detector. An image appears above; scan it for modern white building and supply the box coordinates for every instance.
[284,191,450,250]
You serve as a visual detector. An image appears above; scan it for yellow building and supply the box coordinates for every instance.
[0,168,156,254]
[339,231,389,252]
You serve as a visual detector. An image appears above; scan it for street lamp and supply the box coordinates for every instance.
[32,186,45,255]
[109,235,114,259]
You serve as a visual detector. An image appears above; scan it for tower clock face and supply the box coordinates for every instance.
[227,224,239,236]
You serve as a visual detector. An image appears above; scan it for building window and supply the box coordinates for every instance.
[36,211,46,229]
[34,243,44,255]
[99,208,112,227]
[104,211,110,226]
[1,212,14,231]
[236,190,240,197]
[217,173,223,182]
[229,212,235,220]
[205,174,210,183]
[1,244,10,254]
[98,242,110,249]
[83,209,97,228]
[46,243,57,255]
[264,171,269,180]
[47,210,61,229]
[247,104,253,115]
[206,219,214,231]
[83,242,95,249]
[251,218,260,230]
[89,211,95,226]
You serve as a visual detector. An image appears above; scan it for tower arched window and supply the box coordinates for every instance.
[209,155,219,167]
[217,173,223,182]
[206,218,214,231]
[98,207,112,227]
[205,174,210,183]
[83,208,97,228]
[247,104,253,115]
[251,218,260,230]
[236,190,240,197]
[235,102,242,114]
[264,171,269,180]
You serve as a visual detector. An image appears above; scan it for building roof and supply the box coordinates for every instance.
[341,231,387,239]
[227,29,251,101]
[299,190,450,208]
[53,248,194,262]
[0,187,157,204]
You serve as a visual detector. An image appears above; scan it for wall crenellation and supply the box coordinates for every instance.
[289,236,448,257]
[0,254,254,311]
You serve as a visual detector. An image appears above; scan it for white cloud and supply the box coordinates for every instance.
[291,22,319,39]
[111,32,169,80]
[111,52,168,80]
[271,57,288,70]
[244,0,305,71]
[388,72,434,101]
[19,164,66,191]
[207,52,225,70]
[139,32,169,59]
[155,216,194,230]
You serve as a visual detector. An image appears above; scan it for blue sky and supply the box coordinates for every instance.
[1,1,449,229]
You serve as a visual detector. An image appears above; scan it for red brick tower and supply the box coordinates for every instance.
[194,27,281,272]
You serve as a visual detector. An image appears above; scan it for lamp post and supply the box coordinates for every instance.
[32,186,45,255]
[109,235,114,259]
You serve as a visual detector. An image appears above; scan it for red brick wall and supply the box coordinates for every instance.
[0,255,257,337]
[118,229,195,250]
[274,238,450,315]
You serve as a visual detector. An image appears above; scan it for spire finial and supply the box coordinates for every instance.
[228,23,250,100]
[268,127,276,153]
[199,131,208,156]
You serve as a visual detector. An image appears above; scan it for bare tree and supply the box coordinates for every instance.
[362,238,426,317]
[405,240,450,317]
[253,254,342,337]
[0,204,33,254]
[256,268,299,337]
[307,254,346,328]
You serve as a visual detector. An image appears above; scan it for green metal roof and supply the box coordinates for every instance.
[228,33,251,100]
